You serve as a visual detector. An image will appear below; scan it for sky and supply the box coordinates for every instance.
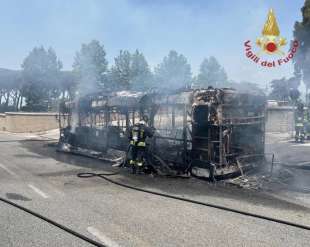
[0,0,305,87]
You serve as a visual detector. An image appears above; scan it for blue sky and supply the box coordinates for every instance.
[0,0,305,86]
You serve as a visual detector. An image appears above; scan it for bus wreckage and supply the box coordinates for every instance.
[58,88,266,180]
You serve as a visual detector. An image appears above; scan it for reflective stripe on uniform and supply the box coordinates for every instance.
[130,141,145,146]
[140,129,144,139]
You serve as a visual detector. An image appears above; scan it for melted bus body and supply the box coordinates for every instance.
[58,88,266,179]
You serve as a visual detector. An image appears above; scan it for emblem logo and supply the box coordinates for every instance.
[256,9,286,55]
[244,8,299,68]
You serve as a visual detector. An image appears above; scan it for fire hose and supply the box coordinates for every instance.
[0,196,107,247]
[0,169,310,247]
[77,170,310,232]
[0,153,310,247]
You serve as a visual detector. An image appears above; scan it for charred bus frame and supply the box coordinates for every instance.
[58,88,266,179]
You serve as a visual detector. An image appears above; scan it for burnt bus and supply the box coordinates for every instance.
[190,88,266,179]
[58,88,266,179]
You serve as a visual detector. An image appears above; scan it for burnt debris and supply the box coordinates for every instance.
[58,88,266,179]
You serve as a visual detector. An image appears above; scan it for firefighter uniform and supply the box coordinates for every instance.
[304,108,310,139]
[127,120,154,173]
[295,103,305,142]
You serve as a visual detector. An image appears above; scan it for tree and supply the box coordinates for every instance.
[293,0,310,91]
[73,40,108,95]
[46,48,64,104]
[0,68,23,112]
[230,80,264,94]
[110,50,132,90]
[154,50,192,90]
[195,56,228,88]
[21,47,62,111]
[108,50,152,91]
[130,50,152,90]
[269,77,300,101]
[58,71,77,100]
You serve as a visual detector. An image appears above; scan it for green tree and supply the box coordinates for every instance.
[154,50,192,90]
[195,56,228,88]
[110,50,132,90]
[293,0,310,90]
[0,68,23,111]
[73,40,108,95]
[269,77,299,101]
[130,50,152,90]
[108,50,152,91]
[21,47,62,111]
[58,71,77,100]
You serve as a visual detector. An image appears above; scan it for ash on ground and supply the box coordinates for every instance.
[58,143,125,164]
[223,164,294,192]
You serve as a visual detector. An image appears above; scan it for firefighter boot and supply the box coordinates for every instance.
[130,160,137,174]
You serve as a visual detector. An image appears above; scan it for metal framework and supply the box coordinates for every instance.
[58,88,266,179]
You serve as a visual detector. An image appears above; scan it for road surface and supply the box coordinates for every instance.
[0,131,310,246]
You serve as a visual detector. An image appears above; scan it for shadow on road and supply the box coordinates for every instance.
[6,193,32,201]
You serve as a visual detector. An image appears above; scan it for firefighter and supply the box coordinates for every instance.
[304,103,310,140]
[222,127,232,163]
[127,115,154,174]
[295,102,305,142]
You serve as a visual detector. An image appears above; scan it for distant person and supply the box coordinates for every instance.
[295,102,305,142]
[305,104,310,140]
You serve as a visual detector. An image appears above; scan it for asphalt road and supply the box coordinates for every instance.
[1,132,310,247]
[265,133,310,203]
